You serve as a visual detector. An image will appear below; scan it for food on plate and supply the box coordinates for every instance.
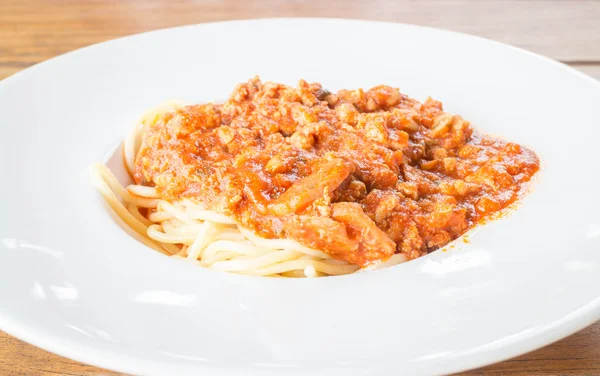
[91,77,539,277]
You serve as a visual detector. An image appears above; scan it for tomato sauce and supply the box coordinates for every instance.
[134,77,539,266]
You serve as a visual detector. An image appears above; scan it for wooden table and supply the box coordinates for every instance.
[1,1,599,374]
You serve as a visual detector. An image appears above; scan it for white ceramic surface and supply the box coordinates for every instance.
[1,19,599,375]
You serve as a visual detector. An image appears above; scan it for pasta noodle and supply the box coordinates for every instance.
[90,103,405,277]
[90,78,540,277]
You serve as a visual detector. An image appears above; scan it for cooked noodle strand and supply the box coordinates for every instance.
[90,103,407,277]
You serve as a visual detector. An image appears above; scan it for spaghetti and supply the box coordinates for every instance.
[90,78,539,278]
[90,102,395,277]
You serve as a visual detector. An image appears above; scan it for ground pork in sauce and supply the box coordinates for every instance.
[134,77,539,267]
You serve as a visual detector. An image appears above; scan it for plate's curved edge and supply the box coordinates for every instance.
[443,297,600,374]
[1,296,600,375]
[0,313,164,376]
[1,17,599,90]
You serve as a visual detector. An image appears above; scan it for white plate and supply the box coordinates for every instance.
[1,18,599,375]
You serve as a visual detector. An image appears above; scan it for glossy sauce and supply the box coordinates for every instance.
[134,78,539,266]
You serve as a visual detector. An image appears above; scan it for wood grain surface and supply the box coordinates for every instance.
[1,0,599,375]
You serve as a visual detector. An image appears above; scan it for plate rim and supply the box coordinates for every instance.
[1,17,600,375]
